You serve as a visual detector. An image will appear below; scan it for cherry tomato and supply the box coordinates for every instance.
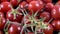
[44,3,54,12]
[1,0,9,2]
[51,6,60,19]
[0,17,6,30]
[10,0,20,8]
[43,24,53,34]
[6,9,23,23]
[28,1,43,13]
[0,30,3,34]
[0,2,11,13]
[0,12,6,30]
[42,0,52,3]
[27,32,34,34]
[26,0,37,3]
[8,23,23,34]
[40,12,51,22]
[0,12,4,18]
[52,20,60,31]
[19,1,28,9]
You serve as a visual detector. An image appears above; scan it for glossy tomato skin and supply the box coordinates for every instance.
[0,18,6,30]
[28,1,43,13]
[52,20,60,31]
[1,0,9,2]
[40,12,51,22]
[0,12,4,18]
[19,1,28,9]
[0,12,6,30]
[10,0,19,8]
[42,0,52,3]
[0,2,11,13]
[51,6,60,19]
[6,9,23,23]
[0,30,3,34]
[44,3,54,12]
[43,24,53,34]
[8,23,23,34]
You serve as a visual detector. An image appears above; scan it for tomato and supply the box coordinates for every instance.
[28,1,43,13]
[19,1,28,9]
[1,0,9,2]
[42,0,52,3]
[52,20,60,31]
[6,9,23,23]
[0,17,6,30]
[43,24,53,34]
[0,12,4,18]
[0,2,11,13]
[0,12,6,30]
[51,6,60,19]
[40,12,51,22]
[44,3,54,12]
[8,23,24,34]
[10,0,20,8]
[27,32,34,34]
[0,30,3,34]
[26,0,37,3]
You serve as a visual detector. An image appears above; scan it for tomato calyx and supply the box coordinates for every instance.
[8,9,22,19]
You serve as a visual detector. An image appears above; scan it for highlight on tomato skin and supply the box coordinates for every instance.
[52,20,60,31]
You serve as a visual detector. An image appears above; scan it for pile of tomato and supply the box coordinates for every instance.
[0,0,60,34]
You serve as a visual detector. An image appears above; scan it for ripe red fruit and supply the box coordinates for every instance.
[0,18,6,30]
[40,12,51,22]
[44,3,54,12]
[28,1,43,13]
[0,12,4,18]
[8,24,23,34]
[0,12,6,30]
[19,1,28,9]
[52,20,60,31]
[43,24,53,34]
[6,9,23,23]
[51,6,60,19]
[10,0,20,7]
[42,0,52,3]
[1,0,9,2]
[0,2,11,13]
[0,30,3,34]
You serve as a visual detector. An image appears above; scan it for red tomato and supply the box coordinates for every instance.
[10,0,20,7]
[0,12,6,30]
[28,1,43,13]
[44,3,54,12]
[19,1,28,9]
[43,24,53,34]
[1,0,9,2]
[51,6,60,19]
[40,12,51,22]
[0,2,11,13]
[52,20,60,31]
[0,30,3,34]
[0,12,4,18]
[6,9,23,23]
[8,23,23,34]
[0,18,6,30]
[42,0,52,3]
